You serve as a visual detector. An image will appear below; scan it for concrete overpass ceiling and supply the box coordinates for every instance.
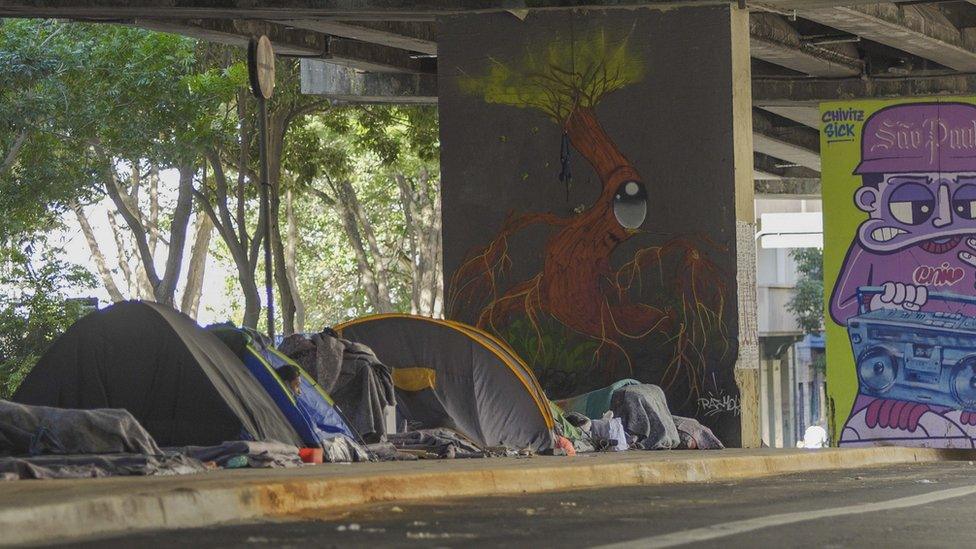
[796,2,976,71]
[758,106,821,129]
[753,109,821,172]
[9,0,976,191]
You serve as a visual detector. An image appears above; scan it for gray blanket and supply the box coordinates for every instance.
[0,401,307,480]
[281,332,395,443]
[610,384,680,450]
[0,399,162,456]
[0,453,204,480]
[673,416,724,450]
[386,428,485,459]
[280,330,344,393]
[174,441,304,468]
[332,340,395,442]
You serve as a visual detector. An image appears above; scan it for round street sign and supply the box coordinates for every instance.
[248,36,275,99]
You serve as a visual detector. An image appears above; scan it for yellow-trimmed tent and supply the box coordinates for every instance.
[335,314,555,451]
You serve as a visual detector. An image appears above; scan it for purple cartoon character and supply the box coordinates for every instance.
[831,102,976,448]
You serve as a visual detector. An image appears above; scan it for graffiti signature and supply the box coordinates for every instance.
[698,392,740,417]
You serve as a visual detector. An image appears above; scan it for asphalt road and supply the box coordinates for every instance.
[64,462,976,548]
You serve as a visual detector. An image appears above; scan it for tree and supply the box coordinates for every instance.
[189,47,332,332]
[0,242,95,398]
[787,247,824,334]
[0,20,96,239]
[293,106,443,326]
[2,21,220,315]
[451,28,726,393]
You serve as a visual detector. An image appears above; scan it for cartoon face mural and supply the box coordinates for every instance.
[827,101,976,448]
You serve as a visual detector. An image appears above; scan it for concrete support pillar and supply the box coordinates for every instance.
[439,5,759,447]
[759,357,771,447]
[782,346,796,446]
[730,5,762,448]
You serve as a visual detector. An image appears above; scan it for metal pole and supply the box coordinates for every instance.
[257,95,275,340]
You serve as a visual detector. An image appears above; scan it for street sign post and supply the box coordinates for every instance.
[248,36,276,339]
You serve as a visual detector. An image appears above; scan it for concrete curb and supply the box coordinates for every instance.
[2,447,972,546]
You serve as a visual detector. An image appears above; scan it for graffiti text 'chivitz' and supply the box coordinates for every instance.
[823,108,865,144]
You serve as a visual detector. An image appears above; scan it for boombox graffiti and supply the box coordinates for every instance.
[849,287,976,411]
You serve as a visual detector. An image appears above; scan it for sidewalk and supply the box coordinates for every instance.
[2,447,973,546]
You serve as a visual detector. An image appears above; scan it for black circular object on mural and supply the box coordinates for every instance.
[613,180,647,229]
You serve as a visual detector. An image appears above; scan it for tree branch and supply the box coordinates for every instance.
[72,202,125,302]
[1,129,29,177]
[102,161,161,290]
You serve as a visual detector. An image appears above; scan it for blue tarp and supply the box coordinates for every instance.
[211,326,359,449]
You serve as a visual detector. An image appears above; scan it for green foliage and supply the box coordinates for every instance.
[0,19,228,240]
[296,105,441,327]
[0,243,95,399]
[496,317,600,398]
[787,247,825,334]
[459,27,644,122]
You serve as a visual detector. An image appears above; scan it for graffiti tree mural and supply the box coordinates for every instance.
[439,8,743,444]
[450,29,727,396]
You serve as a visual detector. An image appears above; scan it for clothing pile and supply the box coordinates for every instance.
[553,379,724,453]
[280,329,395,443]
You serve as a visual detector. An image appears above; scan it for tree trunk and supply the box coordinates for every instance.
[266,114,296,335]
[284,188,305,333]
[180,212,213,318]
[341,179,394,311]
[148,163,160,256]
[72,203,125,302]
[102,162,162,294]
[474,106,672,340]
[154,164,195,306]
[105,210,144,299]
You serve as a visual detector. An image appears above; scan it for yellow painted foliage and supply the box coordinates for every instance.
[459,27,644,122]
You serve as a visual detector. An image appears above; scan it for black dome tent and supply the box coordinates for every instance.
[13,301,302,447]
[335,314,555,451]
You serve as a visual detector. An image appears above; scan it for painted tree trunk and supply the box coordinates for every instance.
[479,106,672,340]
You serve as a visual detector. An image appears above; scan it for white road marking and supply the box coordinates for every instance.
[593,484,976,549]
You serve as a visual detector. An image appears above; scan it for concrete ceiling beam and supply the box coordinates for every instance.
[798,3,976,71]
[754,178,822,200]
[754,152,821,180]
[300,59,438,103]
[0,1,932,21]
[274,20,436,55]
[758,106,821,129]
[324,36,436,73]
[135,18,325,56]
[136,18,435,72]
[749,12,862,77]
[753,74,976,106]
[753,110,821,172]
